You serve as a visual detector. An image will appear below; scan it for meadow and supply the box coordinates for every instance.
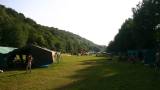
[0,55,160,90]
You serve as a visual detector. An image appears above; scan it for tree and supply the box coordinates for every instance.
[107,0,160,53]
[107,18,135,53]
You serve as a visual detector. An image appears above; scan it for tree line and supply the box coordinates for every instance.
[107,0,160,53]
[0,5,104,54]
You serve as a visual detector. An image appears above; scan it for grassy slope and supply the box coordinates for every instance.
[0,55,160,90]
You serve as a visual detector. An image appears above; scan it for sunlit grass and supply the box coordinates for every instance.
[0,55,160,90]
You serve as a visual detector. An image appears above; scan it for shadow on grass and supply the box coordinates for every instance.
[55,58,160,90]
[0,72,27,79]
[5,63,49,72]
[6,72,27,77]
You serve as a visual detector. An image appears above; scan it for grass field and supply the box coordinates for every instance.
[0,55,160,90]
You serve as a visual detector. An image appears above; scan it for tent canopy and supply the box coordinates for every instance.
[0,46,17,54]
[0,46,17,69]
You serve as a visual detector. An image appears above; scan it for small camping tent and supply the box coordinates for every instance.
[143,49,155,65]
[127,49,156,65]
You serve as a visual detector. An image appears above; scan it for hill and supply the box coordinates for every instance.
[0,5,104,53]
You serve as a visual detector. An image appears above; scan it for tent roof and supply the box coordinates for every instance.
[32,45,54,52]
[0,46,17,54]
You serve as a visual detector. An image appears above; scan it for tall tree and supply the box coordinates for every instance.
[107,0,160,53]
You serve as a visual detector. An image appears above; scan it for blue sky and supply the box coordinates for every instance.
[0,0,142,45]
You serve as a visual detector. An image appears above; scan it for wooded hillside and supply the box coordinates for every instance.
[0,5,104,53]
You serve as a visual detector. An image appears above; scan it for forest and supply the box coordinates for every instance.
[107,0,160,53]
[0,5,104,54]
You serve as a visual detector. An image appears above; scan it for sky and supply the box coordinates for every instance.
[0,0,142,45]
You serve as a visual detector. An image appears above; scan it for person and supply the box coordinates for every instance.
[26,54,33,73]
[55,52,61,63]
[155,51,160,69]
[0,66,3,73]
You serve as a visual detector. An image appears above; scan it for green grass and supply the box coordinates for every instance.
[0,55,160,90]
